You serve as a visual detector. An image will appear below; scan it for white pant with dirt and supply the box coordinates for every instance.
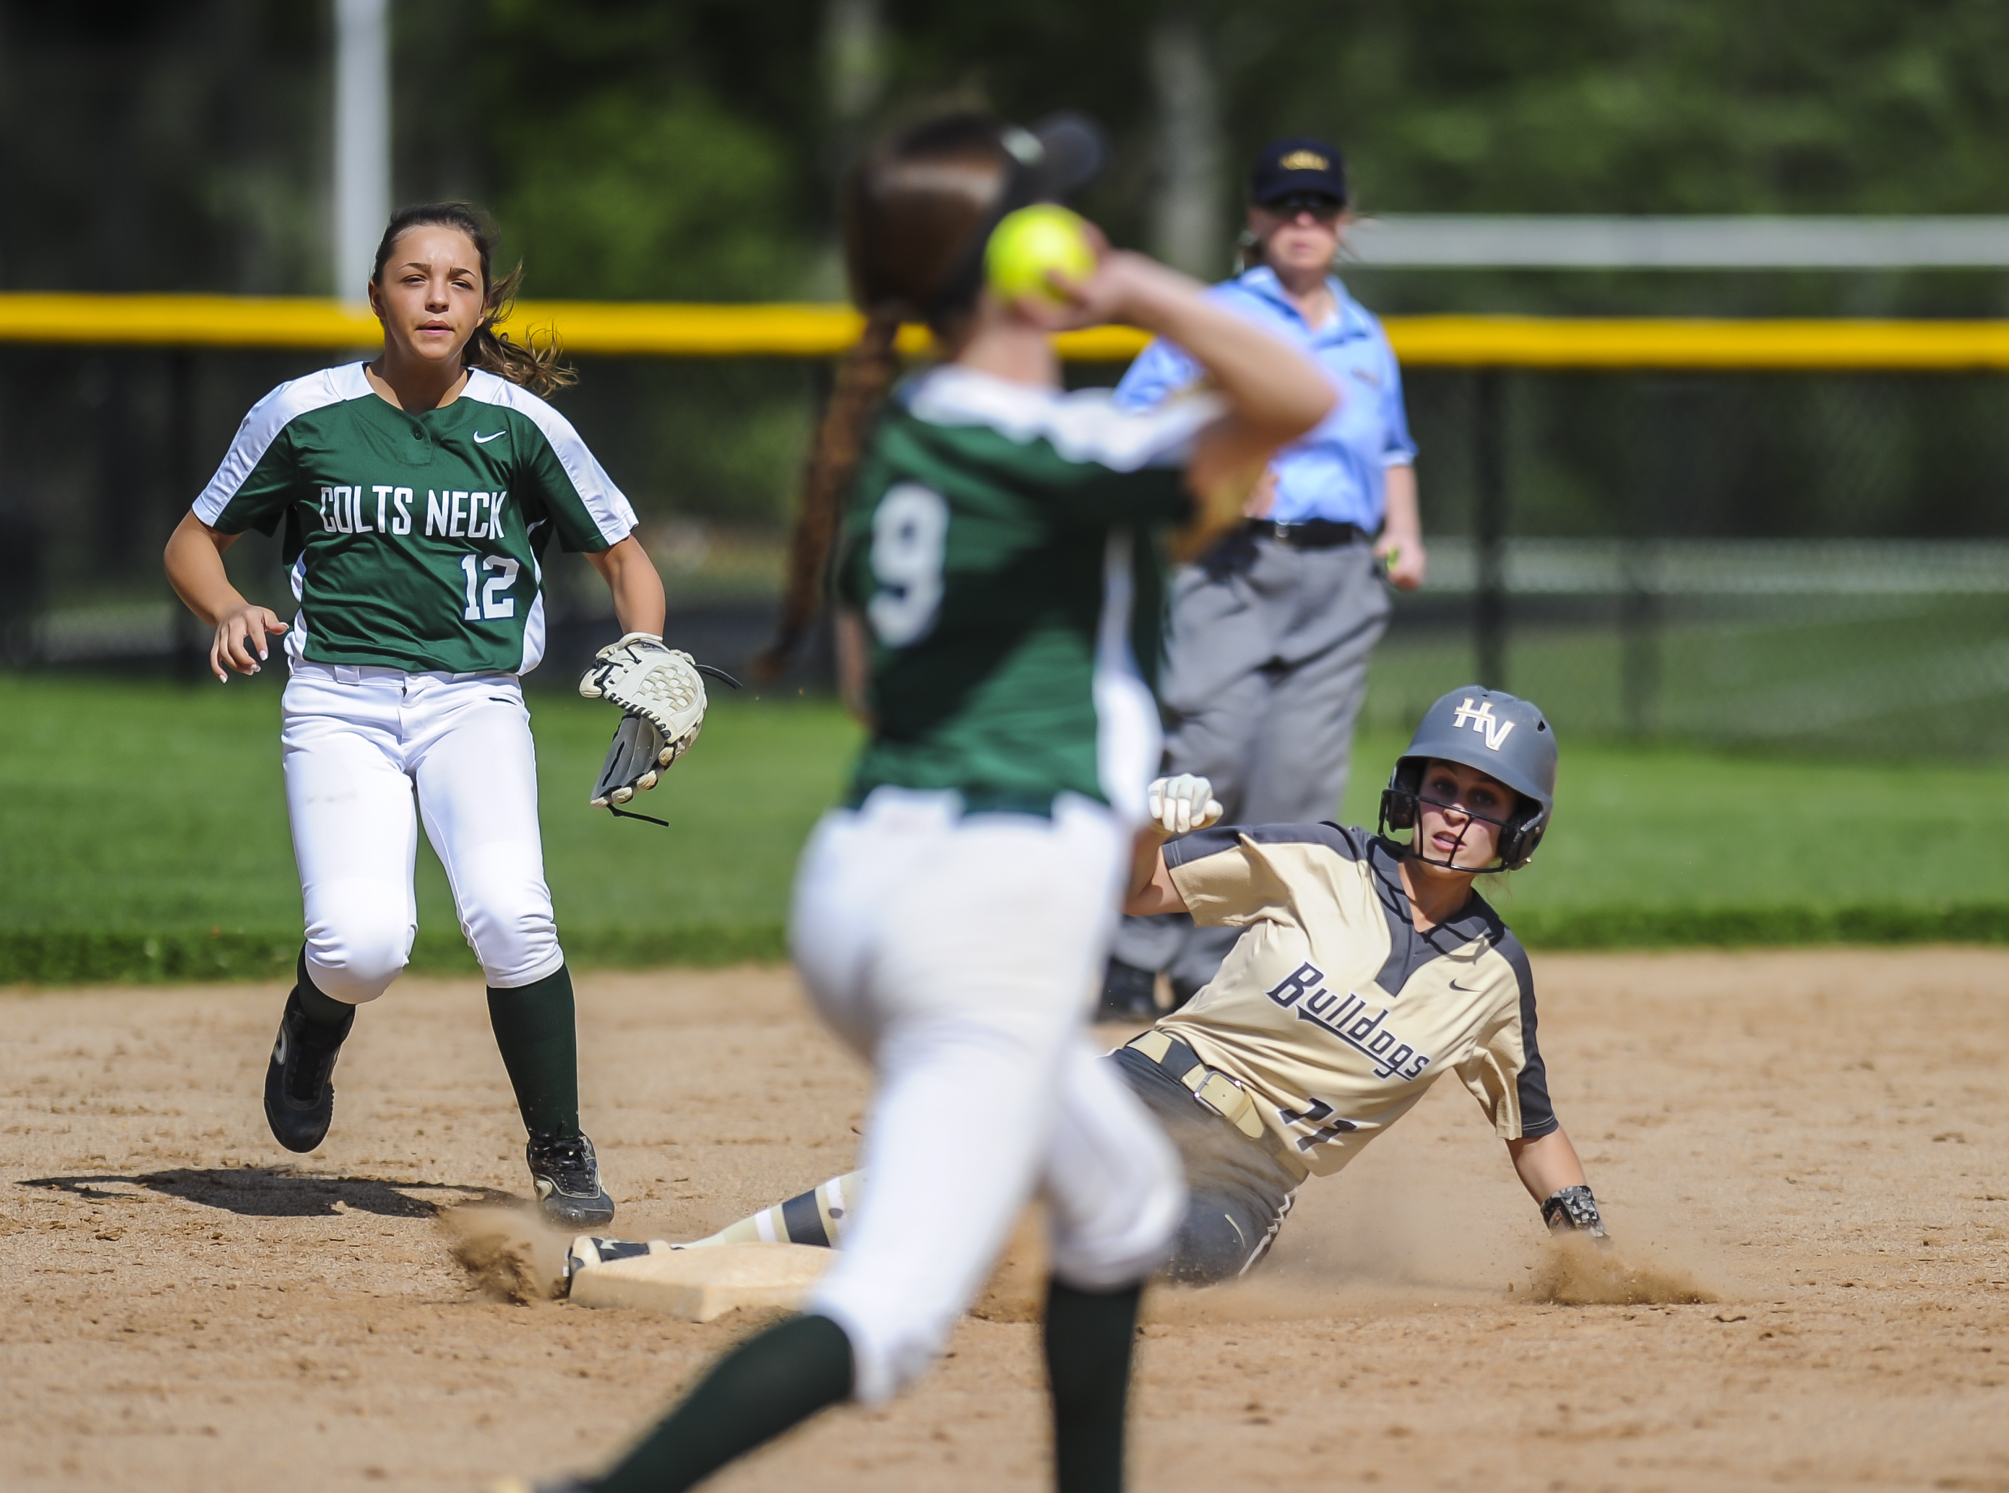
[790,787,1185,1405]
[281,661,563,1004]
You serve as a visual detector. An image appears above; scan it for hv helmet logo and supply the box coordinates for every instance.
[1452,697,1515,750]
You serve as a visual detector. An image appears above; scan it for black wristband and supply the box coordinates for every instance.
[1540,1184,1607,1238]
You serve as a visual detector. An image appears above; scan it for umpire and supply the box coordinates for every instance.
[1104,136,1426,1015]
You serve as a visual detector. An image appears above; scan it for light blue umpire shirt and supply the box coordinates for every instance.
[1112,266,1417,532]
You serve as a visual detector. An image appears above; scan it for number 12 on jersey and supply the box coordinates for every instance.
[460,554,521,621]
[867,483,948,647]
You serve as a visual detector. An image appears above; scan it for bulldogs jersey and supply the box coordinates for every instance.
[1158,822,1556,1177]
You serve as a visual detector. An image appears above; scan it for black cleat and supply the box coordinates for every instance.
[262,986,353,1154]
[1096,957,1161,1022]
[526,1131,616,1228]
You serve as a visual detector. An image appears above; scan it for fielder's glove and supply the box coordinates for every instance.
[578,633,739,821]
[1147,774,1225,837]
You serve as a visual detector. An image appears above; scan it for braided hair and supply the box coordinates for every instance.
[760,114,1020,675]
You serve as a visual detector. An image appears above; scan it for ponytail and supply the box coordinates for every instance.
[464,260,576,399]
[371,202,575,400]
[757,305,903,677]
[757,111,1026,675]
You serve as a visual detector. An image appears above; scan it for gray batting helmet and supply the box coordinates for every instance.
[1378,686,1557,871]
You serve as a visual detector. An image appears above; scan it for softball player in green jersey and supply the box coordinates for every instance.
[659,688,1606,1285]
[514,112,1332,1493]
[163,203,668,1226]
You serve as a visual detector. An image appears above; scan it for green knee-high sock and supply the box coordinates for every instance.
[485,964,580,1137]
[1045,1278,1145,1493]
[295,950,356,1032]
[595,1313,853,1493]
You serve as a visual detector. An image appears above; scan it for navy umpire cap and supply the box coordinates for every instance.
[1381,687,1557,870]
[1250,137,1348,206]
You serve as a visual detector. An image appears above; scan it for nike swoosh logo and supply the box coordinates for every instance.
[1449,979,1479,993]
[473,430,505,444]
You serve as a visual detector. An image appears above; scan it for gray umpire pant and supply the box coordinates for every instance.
[1115,531,1391,999]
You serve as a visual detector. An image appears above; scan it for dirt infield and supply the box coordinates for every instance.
[3,950,2005,1493]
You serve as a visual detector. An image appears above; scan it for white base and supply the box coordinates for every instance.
[568,1242,834,1322]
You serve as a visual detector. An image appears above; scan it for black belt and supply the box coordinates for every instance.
[1245,518,1369,549]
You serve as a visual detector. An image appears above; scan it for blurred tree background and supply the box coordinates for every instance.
[12,0,2009,301]
[5,0,2009,721]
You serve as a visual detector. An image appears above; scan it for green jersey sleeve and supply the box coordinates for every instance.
[903,369,1215,527]
[192,376,327,535]
[461,373,637,553]
[986,430,1192,526]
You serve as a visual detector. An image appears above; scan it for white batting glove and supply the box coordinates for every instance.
[1147,775,1224,836]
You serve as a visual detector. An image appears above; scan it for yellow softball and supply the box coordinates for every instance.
[985,204,1096,305]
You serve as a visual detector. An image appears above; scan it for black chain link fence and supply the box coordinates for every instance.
[6,343,2008,757]
[1368,367,2009,758]
[0,344,819,685]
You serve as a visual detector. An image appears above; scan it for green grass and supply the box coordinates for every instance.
[4,676,2009,981]
[1342,730,2009,945]
[0,675,857,982]
[1361,604,2009,758]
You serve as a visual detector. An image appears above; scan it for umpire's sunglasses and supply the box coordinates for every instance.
[1260,192,1345,222]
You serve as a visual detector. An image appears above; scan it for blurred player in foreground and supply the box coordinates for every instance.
[163,202,700,1227]
[676,687,1608,1283]
[510,111,1331,1493]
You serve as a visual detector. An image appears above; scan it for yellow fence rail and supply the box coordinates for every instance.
[5,293,2009,369]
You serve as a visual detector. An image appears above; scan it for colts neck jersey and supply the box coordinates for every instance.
[193,363,636,675]
[835,366,1218,816]
[1158,822,1556,1178]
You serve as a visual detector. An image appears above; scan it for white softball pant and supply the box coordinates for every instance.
[790,788,1185,1405]
[280,661,564,1004]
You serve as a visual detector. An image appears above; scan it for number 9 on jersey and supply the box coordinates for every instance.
[866,483,948,647]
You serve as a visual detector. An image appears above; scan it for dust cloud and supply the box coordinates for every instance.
[439,1203,569,1304]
